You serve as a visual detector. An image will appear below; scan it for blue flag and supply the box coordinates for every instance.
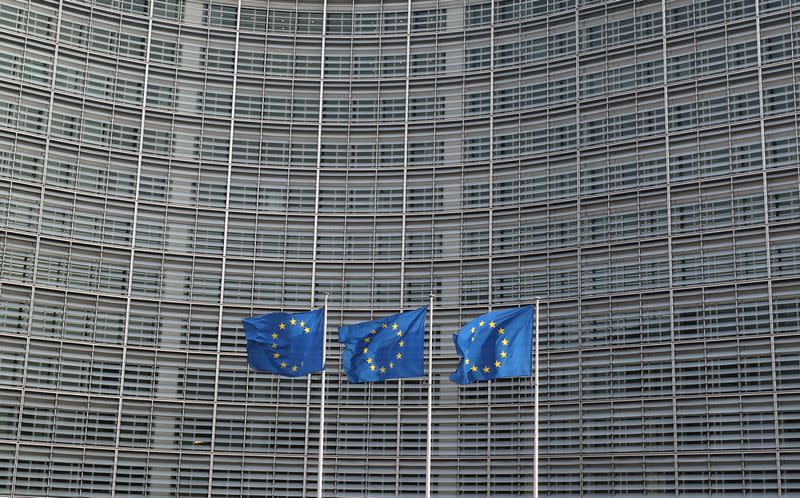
[449,305,533,385]
[339,307,427,383]
[242,308,325,377]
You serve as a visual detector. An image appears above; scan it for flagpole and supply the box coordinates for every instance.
[533,296,541,498]
[425,293,435,498]
[317,292,329,498]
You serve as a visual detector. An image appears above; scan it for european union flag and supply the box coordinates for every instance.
[449,305,533,385]
[242,308,325,377]
[339,307,427,383]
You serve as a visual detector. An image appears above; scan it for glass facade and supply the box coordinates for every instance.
[0,0,799,495]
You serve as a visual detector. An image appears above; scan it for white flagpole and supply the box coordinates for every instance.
[533,297,541,498]
[317,292,329,498]
[425,293,435,498]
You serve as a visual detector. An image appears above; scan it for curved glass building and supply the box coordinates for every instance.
[1,0,800,495]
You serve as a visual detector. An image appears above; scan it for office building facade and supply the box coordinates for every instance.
[0,0,799,495]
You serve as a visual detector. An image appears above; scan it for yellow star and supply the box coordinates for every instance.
[389,362,394,368]
[371,329,377,334]
[367,357,373,364]
[279,323,286,329]
[489,321,495,328]
[290,318,296,325]
[280,361,287,368]
[392,323,398,330]
[397,331,403,337]
[502,338,509,346]
[300,321,305,327]
[292,365,298,372]
[273,352,280,359]
[304,327,310,333]
[465,358,470,365]
[501,351,507,358]
[495,360,501,367]
[396,352,402,359]
[382,323,388,328]
[471,327,476,333]
[363,347,368,354]
[380,366,386,373]
[498,328,505,334]
[271,333,278,339]
[399,340,404,347]
[364,337,371,343]
[483,366,490,373]
[471,365,478,372]
[272,343,277,349]
[479,321,485,327]
[370,365,376,371]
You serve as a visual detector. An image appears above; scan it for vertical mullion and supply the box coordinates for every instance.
[103,0,155,494]
[486,0,496,493]
[573,5,585,495]
[206,0,243,495]
[396,0,413,494]
[11,0,66,490]
[658,1,680,494]
[109,0,154,485]
[752,1,781,491]
[309,1,328,304]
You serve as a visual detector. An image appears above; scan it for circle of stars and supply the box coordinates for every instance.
[360,321,405,377]
[272,316,312,373]
[462,319,509,376]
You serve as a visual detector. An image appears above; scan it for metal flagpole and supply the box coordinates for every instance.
[425,293,435,498]
[317,292,329,498]
[533,296,541,498]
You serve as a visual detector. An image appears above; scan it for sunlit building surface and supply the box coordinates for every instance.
[0,0,799,495]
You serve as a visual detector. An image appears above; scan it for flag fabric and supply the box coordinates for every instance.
[449,305,534,385]
[242,308,325,377]
[339,307,427,383]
